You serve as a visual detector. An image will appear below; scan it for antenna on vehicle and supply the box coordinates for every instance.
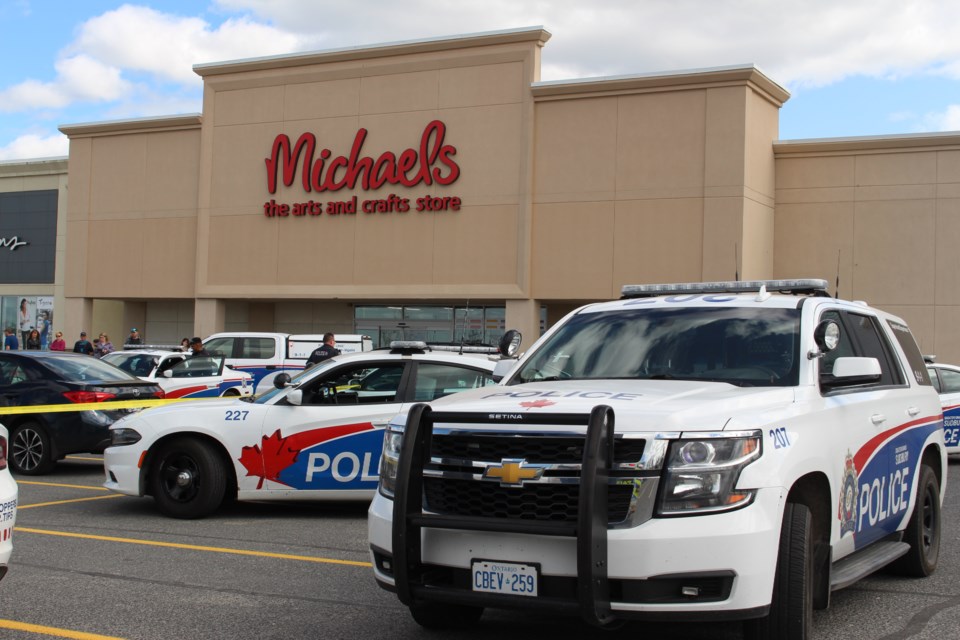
[734,243,740,282]
[834,250,841,299]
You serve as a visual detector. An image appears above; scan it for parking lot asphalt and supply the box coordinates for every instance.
[1,456,960,639]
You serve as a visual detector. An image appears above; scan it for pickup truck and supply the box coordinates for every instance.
[201,332,373,387]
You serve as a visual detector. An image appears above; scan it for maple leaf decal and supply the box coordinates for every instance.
[239,429,299,489]
[520,399,556,409]
[239,422,376,489]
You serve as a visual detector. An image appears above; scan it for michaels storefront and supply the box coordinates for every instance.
[42,27,960,362]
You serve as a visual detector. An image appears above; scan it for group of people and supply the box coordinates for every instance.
[2,326,145,357]
[5,326,53,351]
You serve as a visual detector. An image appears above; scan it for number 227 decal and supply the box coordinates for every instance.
[225,410,249,421]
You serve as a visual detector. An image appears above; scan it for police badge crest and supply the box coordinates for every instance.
[838,451,858,537]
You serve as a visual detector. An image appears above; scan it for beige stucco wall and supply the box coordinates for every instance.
[530,69,786,300]
[774,134,960,361]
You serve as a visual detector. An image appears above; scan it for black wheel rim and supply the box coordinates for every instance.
[920,482,938,556]
[159,453,202,503]
[12,427,43,472]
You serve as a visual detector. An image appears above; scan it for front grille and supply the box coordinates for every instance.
[430,433,645,464]
[423,432,648,525]
[424,477,635,523]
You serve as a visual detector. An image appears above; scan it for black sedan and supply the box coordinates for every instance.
[0,352,164,474]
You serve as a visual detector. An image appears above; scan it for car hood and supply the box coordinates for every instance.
[428,379,798,432]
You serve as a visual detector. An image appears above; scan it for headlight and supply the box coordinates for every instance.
[657,431,761,515]
[378,419,406,498]
[110,427,142,447]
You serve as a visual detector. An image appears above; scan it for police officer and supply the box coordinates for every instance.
[306,333,340,367]
[189,337,210,357]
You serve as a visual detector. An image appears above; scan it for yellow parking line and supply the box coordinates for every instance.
[18,495,124,509]
[17,481,109,491]
[0,619,125,639]
[64,456,104,462]
[15,527,373,567]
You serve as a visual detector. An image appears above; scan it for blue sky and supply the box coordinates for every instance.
[2,0,960,160]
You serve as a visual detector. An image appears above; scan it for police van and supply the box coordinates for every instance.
[201,332,374,387]
[368,279,946,639]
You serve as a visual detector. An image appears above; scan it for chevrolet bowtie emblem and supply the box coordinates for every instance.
[484,459,545,487]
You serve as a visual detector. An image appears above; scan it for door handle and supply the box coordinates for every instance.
[871,414,886,425]
[907,406,920,417]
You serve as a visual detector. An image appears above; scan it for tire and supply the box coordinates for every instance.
[221,388,241,397]
[888,463,940,577]
[409,603,483,629]
[148,438,227,519]
[744,502,813,640]
[10,421,56,475]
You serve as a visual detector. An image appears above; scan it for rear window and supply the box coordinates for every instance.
[886,320,931,386]
[41,355,141,382]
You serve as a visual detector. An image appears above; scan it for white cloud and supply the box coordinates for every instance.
[215,0,960,89]
[69,5,304,84]
[0,133,69,161]
[932,105,960,131]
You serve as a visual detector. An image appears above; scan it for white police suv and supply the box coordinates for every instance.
[368,280,945,640]
[104,343,502,518]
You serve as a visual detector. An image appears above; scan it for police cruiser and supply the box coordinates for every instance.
[368,279,945,639]
[103,342,502,518]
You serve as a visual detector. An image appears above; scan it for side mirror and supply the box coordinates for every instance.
[491,359,516,383]
[823,356,882,388]
[499,329,522,358]
[273,372,292,389]
[162,370,173,378]
[286,389,303,406]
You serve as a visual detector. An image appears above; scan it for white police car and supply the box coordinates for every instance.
[0,423,17,582]
[926,359,960,453]
[102,350,253,398]
[369,280,945,639]
[104,343,502,518]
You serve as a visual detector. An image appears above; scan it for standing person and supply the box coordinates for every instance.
[25,329,41,350]
[3,328,18,351]
[125,328,143,346]
[18,298,30,345]
[49,331,66,351]
[98,333,115,357]
[305,333,340,367]
[38,310,51,349]
[73,331,94,355]
[188,337,209,357]
[180,337,191,352]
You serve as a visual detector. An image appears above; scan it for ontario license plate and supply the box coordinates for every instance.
[471,560,538,597]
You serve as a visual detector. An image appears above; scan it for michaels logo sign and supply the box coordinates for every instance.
[0,236,27,251]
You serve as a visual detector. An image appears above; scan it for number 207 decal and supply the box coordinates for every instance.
[225,410,249,421]
[770,427,791,449]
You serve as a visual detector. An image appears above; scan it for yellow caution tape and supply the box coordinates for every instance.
[0,396,224,416]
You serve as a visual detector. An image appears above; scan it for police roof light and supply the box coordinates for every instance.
[620,279,830,299]
[389,341,429,352]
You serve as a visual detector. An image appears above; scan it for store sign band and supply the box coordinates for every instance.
[263,119,462,218]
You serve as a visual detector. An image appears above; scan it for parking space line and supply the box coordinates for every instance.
[18,495,125,510]
[63,456,104,462]
[17,481,109,491]
[14,527,373,567]
[0,618,126,639]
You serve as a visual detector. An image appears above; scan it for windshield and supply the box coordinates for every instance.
[42,355,143,382]
[102,353,160,377]
[512,306,801,387]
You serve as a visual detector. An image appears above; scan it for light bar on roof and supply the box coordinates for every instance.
[621,279,829,299]
[389,340,428,350]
